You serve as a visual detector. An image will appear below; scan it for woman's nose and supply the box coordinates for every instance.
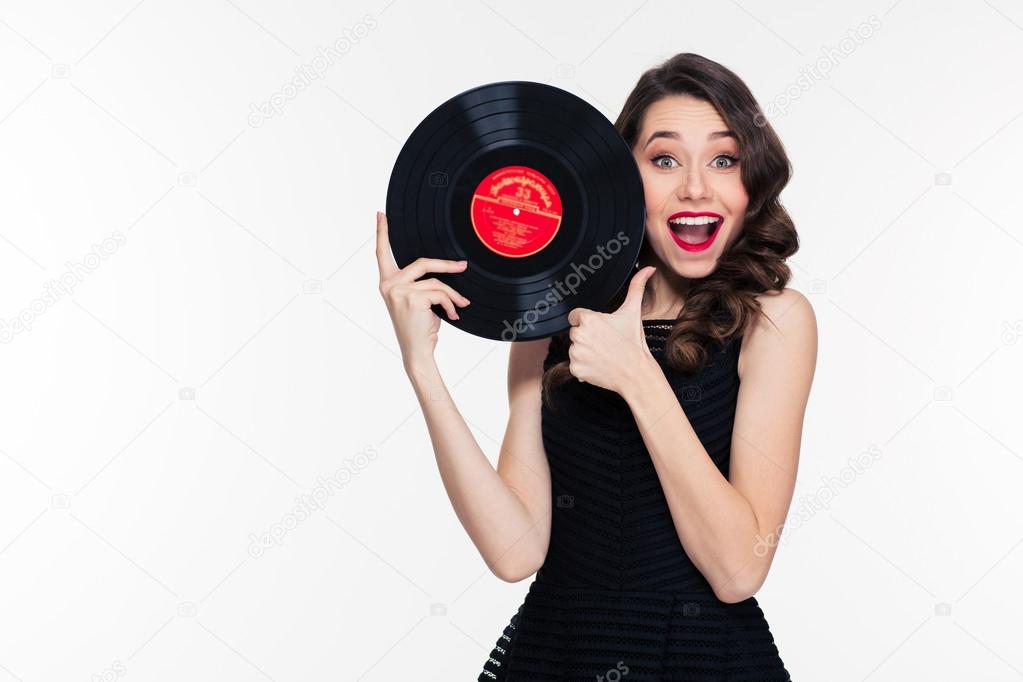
[676,169,711,201]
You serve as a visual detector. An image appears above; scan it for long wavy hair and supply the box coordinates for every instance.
[541,53,799,408]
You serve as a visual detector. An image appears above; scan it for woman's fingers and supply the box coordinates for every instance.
[398,256,468,284]
[413,278,471,307]
[377,209,468,323]
[413,289,460,320]
[375,211,400,282]
[376,210,466,362]
[376,211,468,289]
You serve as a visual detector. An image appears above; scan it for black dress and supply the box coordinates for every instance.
[477,320,791,681]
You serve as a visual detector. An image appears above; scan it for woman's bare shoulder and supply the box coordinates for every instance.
[740,288,817,379]
[752,287,815,322]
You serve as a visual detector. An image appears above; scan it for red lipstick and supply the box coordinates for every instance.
[666,211,723,253]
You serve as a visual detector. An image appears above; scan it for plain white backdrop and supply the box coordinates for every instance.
[1,0,1022,679]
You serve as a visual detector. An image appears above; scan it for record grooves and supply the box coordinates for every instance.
[386,80,645,341]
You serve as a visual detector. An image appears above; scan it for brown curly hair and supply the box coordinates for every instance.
[541,53,799,408]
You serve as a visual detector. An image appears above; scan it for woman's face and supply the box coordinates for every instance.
[633,94,749,279]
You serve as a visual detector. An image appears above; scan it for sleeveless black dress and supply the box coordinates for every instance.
[477,320,791,681]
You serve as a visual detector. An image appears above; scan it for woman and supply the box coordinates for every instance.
[376,53,816,680]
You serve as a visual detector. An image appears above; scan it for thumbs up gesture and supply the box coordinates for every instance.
[565,265,658,395]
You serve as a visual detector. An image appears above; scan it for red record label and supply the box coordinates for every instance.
[469,165,563,258]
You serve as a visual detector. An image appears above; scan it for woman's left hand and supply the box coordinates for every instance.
[566,265,658,395]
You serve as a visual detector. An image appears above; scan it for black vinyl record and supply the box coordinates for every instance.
[385,80,645,341]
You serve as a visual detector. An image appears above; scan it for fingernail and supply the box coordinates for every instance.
[376,211,383,221]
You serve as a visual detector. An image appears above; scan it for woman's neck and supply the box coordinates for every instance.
[641,265,691,319]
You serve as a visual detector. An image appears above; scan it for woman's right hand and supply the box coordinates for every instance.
[375,211,471,368]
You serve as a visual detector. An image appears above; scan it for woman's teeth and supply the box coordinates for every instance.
[668,216,719,244]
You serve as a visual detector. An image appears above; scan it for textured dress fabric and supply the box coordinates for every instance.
[477,320,791,681]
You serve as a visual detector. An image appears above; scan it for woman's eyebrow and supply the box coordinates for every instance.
[642,129,736,148]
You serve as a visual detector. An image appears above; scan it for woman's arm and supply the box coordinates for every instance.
[376,211,552,582]
[405,337,553,582]
[621,288,817,602]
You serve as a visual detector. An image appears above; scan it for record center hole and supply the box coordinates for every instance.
[513,208,520,216]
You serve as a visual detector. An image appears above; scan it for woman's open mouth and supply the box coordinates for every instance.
[666,211,722,253]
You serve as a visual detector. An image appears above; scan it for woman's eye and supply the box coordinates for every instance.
[713,154,740,169]
[651,154,677,169]
[652,154,739,170]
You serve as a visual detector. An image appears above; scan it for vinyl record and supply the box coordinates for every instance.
[385,80,645,341]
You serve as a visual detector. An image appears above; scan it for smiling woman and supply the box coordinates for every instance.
[543,53,800,396]
[375,52,814,682]
[470,53,815,681]
[638,100,747,257]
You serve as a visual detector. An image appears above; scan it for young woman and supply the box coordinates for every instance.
[376,53,816,681]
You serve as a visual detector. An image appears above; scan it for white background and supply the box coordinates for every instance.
[2,0,1022,680]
